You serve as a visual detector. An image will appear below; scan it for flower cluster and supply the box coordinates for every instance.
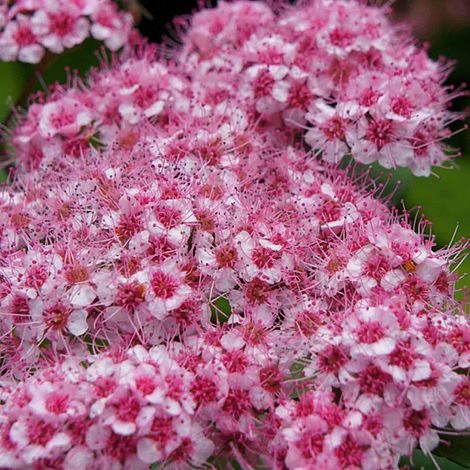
[0,0,133,63]
[0,345,217,468]
[0,1,468,469]
[267,300,470,469]
[178,0,464,176]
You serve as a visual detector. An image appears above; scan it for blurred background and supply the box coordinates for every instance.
[0,0,469,292]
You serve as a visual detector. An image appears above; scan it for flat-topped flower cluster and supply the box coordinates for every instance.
[0,0,133,63]
[0,1,468,469]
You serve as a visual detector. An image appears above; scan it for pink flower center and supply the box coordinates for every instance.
[134,85,158,108]
[317,345,347,374]
[196,209,215,231]
[222,351,248,373]
[411,130,430,157]
[335,435,367,468]
[391,96,412,118]
[389,341,415,369]
[49,13,75,37]
[14,25,36,46]
[135,375,157,395]
[64,137,89,158]
[367,119,393,149]
[50,109,78,130]
[403,409,430,437]
[191,376,218,405]
[360,89,380,107]
[295,311,320,337]
[449,329,470,355]
[150,416,173,443]
[253,69,275,98]
[45,393,69,414]
[116,281,147,310]
[151,271,178,299]
[455,379,470,406]
[329,28,354,48]
[356,321,384,344]
[172,299,199,326]
[116,214,142,243]
[94,377,117,398]
[116,395,141,422]
[259,365,283,392]
[296,430,324,459]
[223,389,251,419]
[65,264,89,284]
[245,278,269,304]
[243,321,267,346]
[107,433,137,460]
[257,47,284,65]
[252,247,279,269]
[155,206,182,229]
[28,419,56,447]
[170,438,194,462]
[359,364,390,395]
[288,81,313,109]
[163,376,183,403]
[323,117,346,141]
[215,245,238,268]
[196,138,223,165]
[326,256,346,274]
[43,303,70,331]
[363,253,389,280]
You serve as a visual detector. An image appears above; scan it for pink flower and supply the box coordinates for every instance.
[305,101,351,163]
[243,64,291,114]
[343,304,399,357]
[31,1,90,54]
[90,2,132,50]
[146,260,192,320]
[348,112,414,168]
[38,97,92,138]
[0,14,44,63]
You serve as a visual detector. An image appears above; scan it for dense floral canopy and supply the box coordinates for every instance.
[0,1,468,469]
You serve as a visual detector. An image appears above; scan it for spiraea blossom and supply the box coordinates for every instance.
[0,0,133,63]
[177,0,464,176]
[0,1,468,469]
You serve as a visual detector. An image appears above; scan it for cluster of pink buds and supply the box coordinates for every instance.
[0,0,133,63]
[0,1,468,469]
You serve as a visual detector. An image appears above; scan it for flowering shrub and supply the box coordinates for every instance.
[0,1,468,469]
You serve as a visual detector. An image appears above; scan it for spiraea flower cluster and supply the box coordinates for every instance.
[0,0,133,63]
[178,0,464,176]
[0,1,468,469]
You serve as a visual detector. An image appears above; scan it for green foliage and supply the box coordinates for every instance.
[0,61,27,122]
[210,296,232,324]
[434,435,470,468]
[405,155,470,291]
[400,448,470,470]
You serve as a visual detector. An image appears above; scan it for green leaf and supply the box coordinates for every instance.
[0,61,29,123]
[405,156,470,293]
[434,435,470,468]
[400,450,470,470]
[210,296,232,324]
